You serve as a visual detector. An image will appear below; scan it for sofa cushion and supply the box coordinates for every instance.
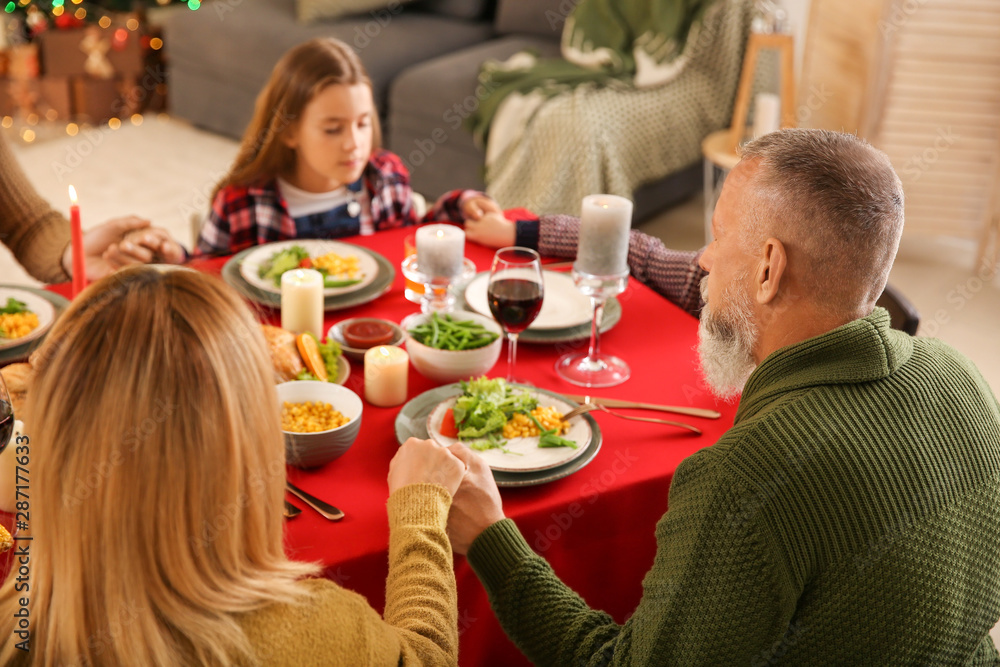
[165,0,494,136]
[297,0,408,23]
[387,36,560,197]
[495,0,579,38]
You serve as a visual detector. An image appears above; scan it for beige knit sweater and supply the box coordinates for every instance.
[0,133,71,283]
[236,483,459,666]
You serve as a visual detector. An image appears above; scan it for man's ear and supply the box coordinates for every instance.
[755,238,787,305]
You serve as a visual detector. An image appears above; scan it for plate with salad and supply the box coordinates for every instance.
[239,240,380,296]
[425,377,592,473]
[0,288,55,351]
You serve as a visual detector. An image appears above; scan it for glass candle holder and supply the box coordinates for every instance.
[401,255,476,314]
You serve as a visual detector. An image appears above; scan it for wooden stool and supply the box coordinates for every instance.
[701,31,796,242]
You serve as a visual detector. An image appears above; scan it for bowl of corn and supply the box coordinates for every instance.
[276,381,363,468]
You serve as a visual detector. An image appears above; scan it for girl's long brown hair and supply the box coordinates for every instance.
[0,266,318,666]
[213,38,381,198]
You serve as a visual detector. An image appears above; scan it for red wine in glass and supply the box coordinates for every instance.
[488,279,543,334]
[0,402,11,455]
[487,247,543,384]
[0,374,12,454]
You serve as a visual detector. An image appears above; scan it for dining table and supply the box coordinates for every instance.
[26,223,738,665]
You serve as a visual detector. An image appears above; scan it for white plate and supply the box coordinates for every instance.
[426,391,591,472]
[239,240,380,297]
[0,288,56,351]
[464,271,592,331]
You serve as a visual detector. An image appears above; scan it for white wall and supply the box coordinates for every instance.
[780,0,812,77]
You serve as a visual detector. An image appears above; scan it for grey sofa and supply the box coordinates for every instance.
[163,0,495,141]
[164,0,705,220]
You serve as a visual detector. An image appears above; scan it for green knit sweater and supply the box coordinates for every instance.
[467,309,1000,665]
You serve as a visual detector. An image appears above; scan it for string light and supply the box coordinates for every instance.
[66,123,79,136]
[1,117,12,129]
[126,17,138,30]
[98,15,110,27]
[73,6,85,18]
[21,129,35,143]
[149,37,163,50]
[130,114,143,126]
[108,117,121,130]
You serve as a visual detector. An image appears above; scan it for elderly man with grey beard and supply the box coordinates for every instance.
[437,129,1000,665]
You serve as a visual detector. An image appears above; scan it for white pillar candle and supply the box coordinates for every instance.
[364,345,409,407]
[280,269,324,339]
[416,224,465,278]
[576,194,632,276]
[753,92,782,138]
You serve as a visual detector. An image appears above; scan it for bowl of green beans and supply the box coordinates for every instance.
[402,311,503,384]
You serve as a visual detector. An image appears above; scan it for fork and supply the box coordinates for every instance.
[563,403,702,435]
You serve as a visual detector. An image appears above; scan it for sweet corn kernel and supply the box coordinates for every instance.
[281,400,349,433]
[502,407,569,438]
[312,253,360,281]
[0,312,40,340]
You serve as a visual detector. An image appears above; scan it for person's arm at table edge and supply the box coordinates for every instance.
[463,447,795,666]
[0,133,73,283]
[535,214,707,317]
[382,482,460,665]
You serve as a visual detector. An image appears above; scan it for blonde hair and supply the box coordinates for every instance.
[0,267,318,666]
[213,38,381,198]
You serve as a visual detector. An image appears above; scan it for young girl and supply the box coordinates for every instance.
[197,37,501,255]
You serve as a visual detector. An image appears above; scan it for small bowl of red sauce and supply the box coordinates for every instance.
[328,318,405,361]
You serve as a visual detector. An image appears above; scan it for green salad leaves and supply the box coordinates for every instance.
[258,245,363,288]
[259,246,309,286]
[0,298,29,315]
[451,377,576,452]
[295,333,343,383]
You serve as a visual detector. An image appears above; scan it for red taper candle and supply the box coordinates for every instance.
[68,185,86,298]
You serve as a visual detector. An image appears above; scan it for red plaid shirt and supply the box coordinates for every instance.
[196,150,469,255]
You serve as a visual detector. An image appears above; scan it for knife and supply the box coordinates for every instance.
[286,481,345,521]
[283,499,302,519]
[561,394,721,420]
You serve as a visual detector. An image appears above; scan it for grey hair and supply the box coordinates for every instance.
[738,129,905,313]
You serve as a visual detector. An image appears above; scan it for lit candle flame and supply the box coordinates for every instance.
[435,230,445,239]
[68,185,78,203]
[379,346,390,358]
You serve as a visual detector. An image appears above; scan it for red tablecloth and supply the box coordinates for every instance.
[48,227,738,665]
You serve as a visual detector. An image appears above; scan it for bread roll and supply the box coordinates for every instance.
[261,325,304,382]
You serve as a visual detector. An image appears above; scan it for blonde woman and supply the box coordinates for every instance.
[0,266,465,666]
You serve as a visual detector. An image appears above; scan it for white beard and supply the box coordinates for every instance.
[697,276,758,400]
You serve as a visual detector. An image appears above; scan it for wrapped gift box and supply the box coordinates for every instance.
[38,26,143,79]
[71,75,124,123]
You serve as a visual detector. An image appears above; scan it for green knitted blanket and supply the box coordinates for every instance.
[470,0,720,146]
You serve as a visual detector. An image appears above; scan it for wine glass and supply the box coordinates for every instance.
[487,247,543,384]
[0,374,12,455]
